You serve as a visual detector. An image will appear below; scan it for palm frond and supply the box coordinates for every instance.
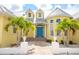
[4,24,10,32]
[56,18,79,35]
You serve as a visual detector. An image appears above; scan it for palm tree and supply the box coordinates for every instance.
[20,20,35,41]
[5,16,35,45]
[16,17,35,41]
[56,17,79,46]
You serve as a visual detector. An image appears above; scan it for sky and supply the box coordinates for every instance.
[3,4,79,15]
[4,4,79,11]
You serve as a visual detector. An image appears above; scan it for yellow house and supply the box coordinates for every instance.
[25,9,47,40]
[44,8,74,44]
[25,8,79,44]
[26,8,79,44]
[73,16,79,44]
[0,6,79,47]
[0,6,19,47]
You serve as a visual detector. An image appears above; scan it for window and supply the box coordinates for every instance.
[28,13,31,17]
[57,30,61,36]
[50,20,53,23]
[50,30,54,36]
[50,26,54,36]
[56,19,60,23]
[13,25,16,33]
[38,13,42,17]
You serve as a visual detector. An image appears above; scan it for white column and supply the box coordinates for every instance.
[34,26,36,38]
[49,23,50,38]
[44,25,46,37]
[52,20,59,48]
[53,21,57,42]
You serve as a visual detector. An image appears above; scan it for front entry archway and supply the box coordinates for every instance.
[36,26,44,38]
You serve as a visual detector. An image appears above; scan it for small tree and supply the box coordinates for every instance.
[5,16,35,45]
[56,17,79,46]
[21,20,35,41]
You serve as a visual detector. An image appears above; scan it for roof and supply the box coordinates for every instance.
[73,11,79,19]
[47,8,72,18]
[0,5,14,16]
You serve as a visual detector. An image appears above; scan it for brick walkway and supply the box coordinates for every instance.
[27,41,52,55]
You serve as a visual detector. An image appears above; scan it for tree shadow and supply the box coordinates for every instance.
[26,48,35,55]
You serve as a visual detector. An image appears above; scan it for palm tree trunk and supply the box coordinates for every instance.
[16,31,19,46]
[22,29,27,42]
[20,29,23,42]
[67,30,70,47]
[64,30,68,47]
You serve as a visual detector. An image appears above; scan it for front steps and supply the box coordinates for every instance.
[26,37,47,41]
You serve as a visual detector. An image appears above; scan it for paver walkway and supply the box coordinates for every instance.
[27,41,52,55]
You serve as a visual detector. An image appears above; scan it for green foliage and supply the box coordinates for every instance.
[56,18,79,35]
[57,38,63,44]
[5,16,35,36]
[47,38,54,43]
[4,24,10,32]
[5,16,18,32]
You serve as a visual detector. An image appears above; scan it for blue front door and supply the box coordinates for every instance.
[36,26,44,38]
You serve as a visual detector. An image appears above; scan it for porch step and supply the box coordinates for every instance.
[35,38,46,41]
[26,38,47,41]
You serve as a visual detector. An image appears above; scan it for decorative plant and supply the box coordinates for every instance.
[47,38,54,43]
[57,38,64,44]
[56,17,79,46]
[5,16,35,44]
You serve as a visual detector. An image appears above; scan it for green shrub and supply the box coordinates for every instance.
[69,41,73,44]
[46,38,54,43]
[57,38,64,44]
[60,40,64,44]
